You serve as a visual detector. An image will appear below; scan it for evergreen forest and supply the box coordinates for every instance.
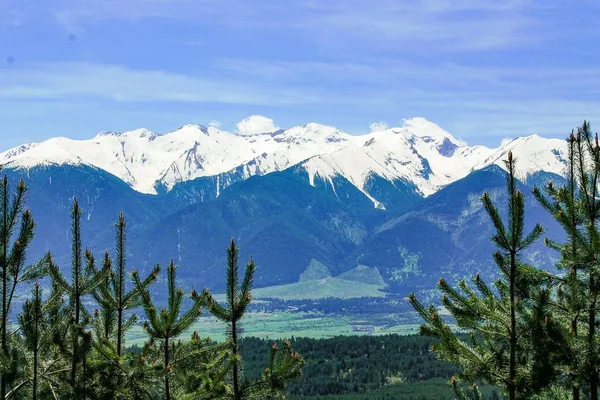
[0,185,303,398]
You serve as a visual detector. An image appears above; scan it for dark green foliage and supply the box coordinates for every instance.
[47,198,110,397]
[533,122,600,400]
[204,239,304,399]
[0,175,45,398]
[88,213,160,399]
[409,152,556,400]
[240,335,501,400]
[15,283,64,399]
[243,335,457,397]
[167,332,232,399]
[134,259,203,400]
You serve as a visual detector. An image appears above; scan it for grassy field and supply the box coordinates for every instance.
[125,261,420,347]
[253,277,386,300]
[125,310,422,346]
[251,263,387,300]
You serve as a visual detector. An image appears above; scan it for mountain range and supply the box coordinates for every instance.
[0,118,570,297]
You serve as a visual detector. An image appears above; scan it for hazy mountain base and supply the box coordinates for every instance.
[2,163,563,300]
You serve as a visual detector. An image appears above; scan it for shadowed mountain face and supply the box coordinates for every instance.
[3,161,563,295]
[348,166,564,296]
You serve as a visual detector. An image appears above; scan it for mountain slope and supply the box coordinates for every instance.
[0,155,565,296]
[1,165,168,267]
[1,118,569,210]
[473,135,568,179]
[348,165,565,294]
[0,118,574,297]
[129,168,387,289]
[1,123,353,195]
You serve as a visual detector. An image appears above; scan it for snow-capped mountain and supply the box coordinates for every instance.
[473,135,568,180]
[0,117,566,206]
[0,118,571,292]
[1,123,353,195]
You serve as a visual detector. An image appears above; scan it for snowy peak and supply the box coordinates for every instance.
[271,123,350,146]
[1,137,88,168]
[0,122,353,194]
[400,117,466,146]
[475,134,568,179]
[0,118,567,206]
[95,128,157,140]
[351,125,493,196]
[300,122,345,137]
[1,142,38,160]
[300,144,406,208]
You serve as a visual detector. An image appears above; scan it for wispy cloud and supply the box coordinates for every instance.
[0,62,320,106]
[1,0,599,148]
[8,0,274,32]
[296,0,538,52]
[212,57,600,101]
[8,0,542,52]
[2,57,599,141]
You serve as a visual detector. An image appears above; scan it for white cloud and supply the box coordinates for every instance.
[208,120,221,128]
[369,121,388,132]
[500,137,514,147]
[236,115,279,135]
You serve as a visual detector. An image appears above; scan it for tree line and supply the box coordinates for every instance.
[0,179,304,399]
[239,334,506,399]
[410,121,600,399]
[242,334,459,397]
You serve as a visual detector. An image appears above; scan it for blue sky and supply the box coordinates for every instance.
[1,0,599,150]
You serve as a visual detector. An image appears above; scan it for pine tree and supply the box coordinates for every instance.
[534,122,600,399]
[258,339,305,398]
[0,185,306,399]
[533,131,586,399]
[83,213,159,398]
[133,259,204,400]
[16,282,64,400]
[166,331,231,399]
[93,213,159,357]
[204,239,304,399]
[0,176,45,399]
[47,198,109,398]
[205,240,252,400]
[409,152,552,400]
[88,213,160,398]
[573,122,600,400]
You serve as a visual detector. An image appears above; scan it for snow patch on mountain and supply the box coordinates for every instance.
[0,118,567,205]
[0,123,351,194]
[473,135,568,179]
[350,123,494,196]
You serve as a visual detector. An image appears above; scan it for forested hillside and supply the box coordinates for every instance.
[242,335,500,400]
